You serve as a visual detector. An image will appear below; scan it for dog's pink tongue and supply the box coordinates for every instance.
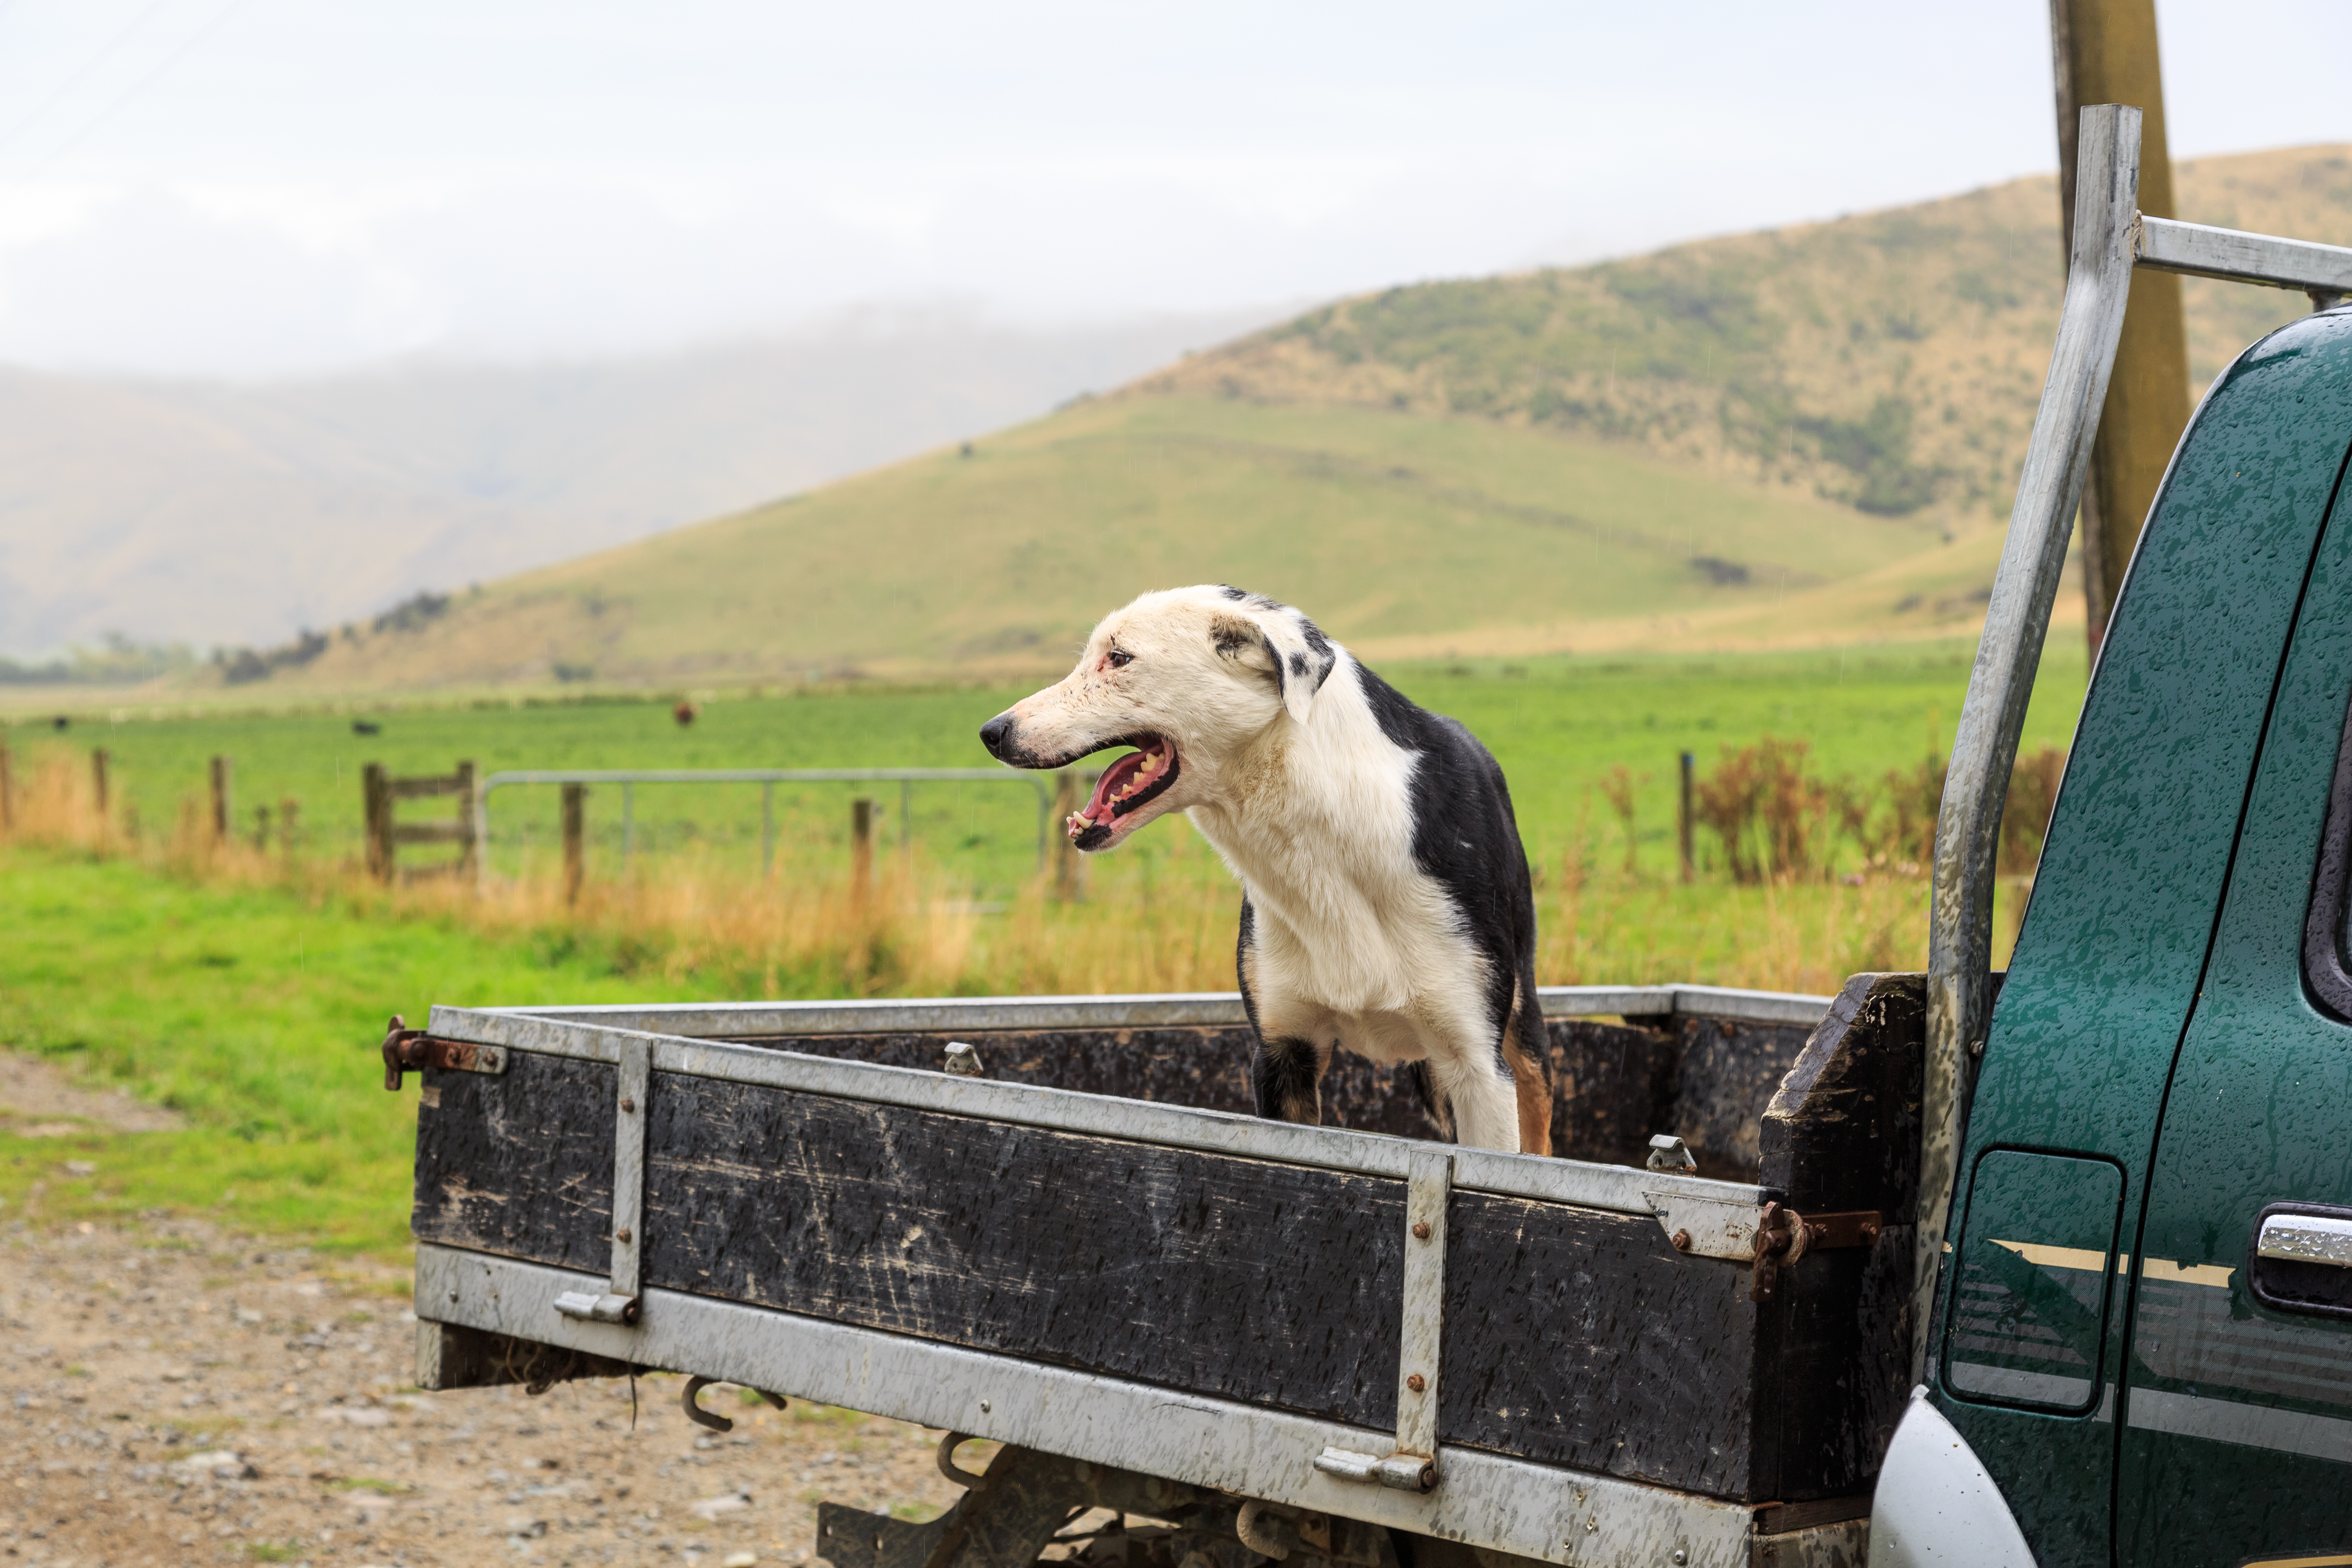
[1073,749,1149,830]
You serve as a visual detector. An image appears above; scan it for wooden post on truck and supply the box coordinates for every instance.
[851,797,875,910]
[561,784,586,907]
[2051,0,2191,652]
[209,756,232,847]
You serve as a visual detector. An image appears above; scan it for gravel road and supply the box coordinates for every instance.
[0,1210,968,1568]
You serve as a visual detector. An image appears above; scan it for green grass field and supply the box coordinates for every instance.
[5,636,2088,897]
[0,848,750,1253]
[0,641,2091,1254]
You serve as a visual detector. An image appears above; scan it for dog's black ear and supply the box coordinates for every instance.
[1256,608,1336,724]
[1212,602,1335,723]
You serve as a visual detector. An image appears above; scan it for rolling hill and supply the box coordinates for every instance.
[256,144,2352,691]
[0,307,1275,658]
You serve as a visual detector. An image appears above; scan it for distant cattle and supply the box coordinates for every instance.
[352,719,382,736]
[674,701,698,728]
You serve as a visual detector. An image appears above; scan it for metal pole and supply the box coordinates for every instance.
[762,782,775,878]
[1918,104,2143,1385]
[622,782,635,875]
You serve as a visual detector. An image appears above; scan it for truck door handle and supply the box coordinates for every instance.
[2247,1203,2352,1319]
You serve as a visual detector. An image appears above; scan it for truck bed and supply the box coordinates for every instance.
[399,979,1922,1568]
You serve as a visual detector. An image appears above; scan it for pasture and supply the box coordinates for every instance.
[0,638,2089,1254]
[3,634,2087,898]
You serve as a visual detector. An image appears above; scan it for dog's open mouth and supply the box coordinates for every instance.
[1067,735,1180,850]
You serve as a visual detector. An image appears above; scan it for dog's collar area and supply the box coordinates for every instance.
[1068,735,1179,845]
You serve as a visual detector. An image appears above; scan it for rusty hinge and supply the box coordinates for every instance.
[1750,1202,1883,1302]
[381,1013,508,1091]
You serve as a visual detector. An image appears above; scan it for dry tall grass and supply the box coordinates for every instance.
[2,750,1989,999]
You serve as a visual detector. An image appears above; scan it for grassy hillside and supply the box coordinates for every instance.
[1145,145,2349,528]
[288,396,1948,688]
[266,145,2345,690]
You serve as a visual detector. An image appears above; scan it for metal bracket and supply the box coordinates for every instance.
[1314,1147,1450,1492]
[552,1291,639,1325]
[1644,1190,1760,1260]
[682,1374,786,1432]
[1750,1202,1883,1302]
[1644,1134,1698,1174]
[380,1013,508,1091]
[564,1037,651,1329]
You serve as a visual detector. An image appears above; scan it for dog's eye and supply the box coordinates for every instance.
[1106,648,1133,669]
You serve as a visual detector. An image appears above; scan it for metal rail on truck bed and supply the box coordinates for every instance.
[399,979,1925,1568]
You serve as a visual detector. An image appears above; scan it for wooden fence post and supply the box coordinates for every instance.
[362,763,391,883]
[561,784,586,907]
[455,760,478,882]
[91,748,109,820]
[851,797,875,909]
[209,755,232,847]
[0,739,12,832]
[253,804,272,851]
[280,799,300,862]
[1679,751,1695,884]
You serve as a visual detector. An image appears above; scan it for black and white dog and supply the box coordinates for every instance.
[978,585,1550,1154]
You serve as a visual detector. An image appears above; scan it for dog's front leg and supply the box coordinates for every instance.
[1238,901,1332,1125]
[1249,1036,1327,1124]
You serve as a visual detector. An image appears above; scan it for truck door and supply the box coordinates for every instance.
[2118,389,2352,1565]
[1931,307,2352,1567]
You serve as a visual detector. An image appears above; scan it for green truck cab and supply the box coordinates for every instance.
[1872,115,2352,1568]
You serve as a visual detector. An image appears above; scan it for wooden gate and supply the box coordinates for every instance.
[363,761,477,884]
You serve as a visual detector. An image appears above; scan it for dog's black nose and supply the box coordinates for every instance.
[979,714,1016,760]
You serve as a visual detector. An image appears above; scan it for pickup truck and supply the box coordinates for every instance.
[381,108,2352,1568]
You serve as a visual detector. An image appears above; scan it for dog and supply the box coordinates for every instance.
[978,585,1550,1155]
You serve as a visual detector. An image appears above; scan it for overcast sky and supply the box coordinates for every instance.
[0,1,2343,380]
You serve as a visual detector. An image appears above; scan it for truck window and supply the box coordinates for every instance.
[1945,1149,2125,1414]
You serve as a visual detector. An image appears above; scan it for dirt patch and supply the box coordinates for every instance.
[0,1054,185,1138]
[0,1213,971,1566]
